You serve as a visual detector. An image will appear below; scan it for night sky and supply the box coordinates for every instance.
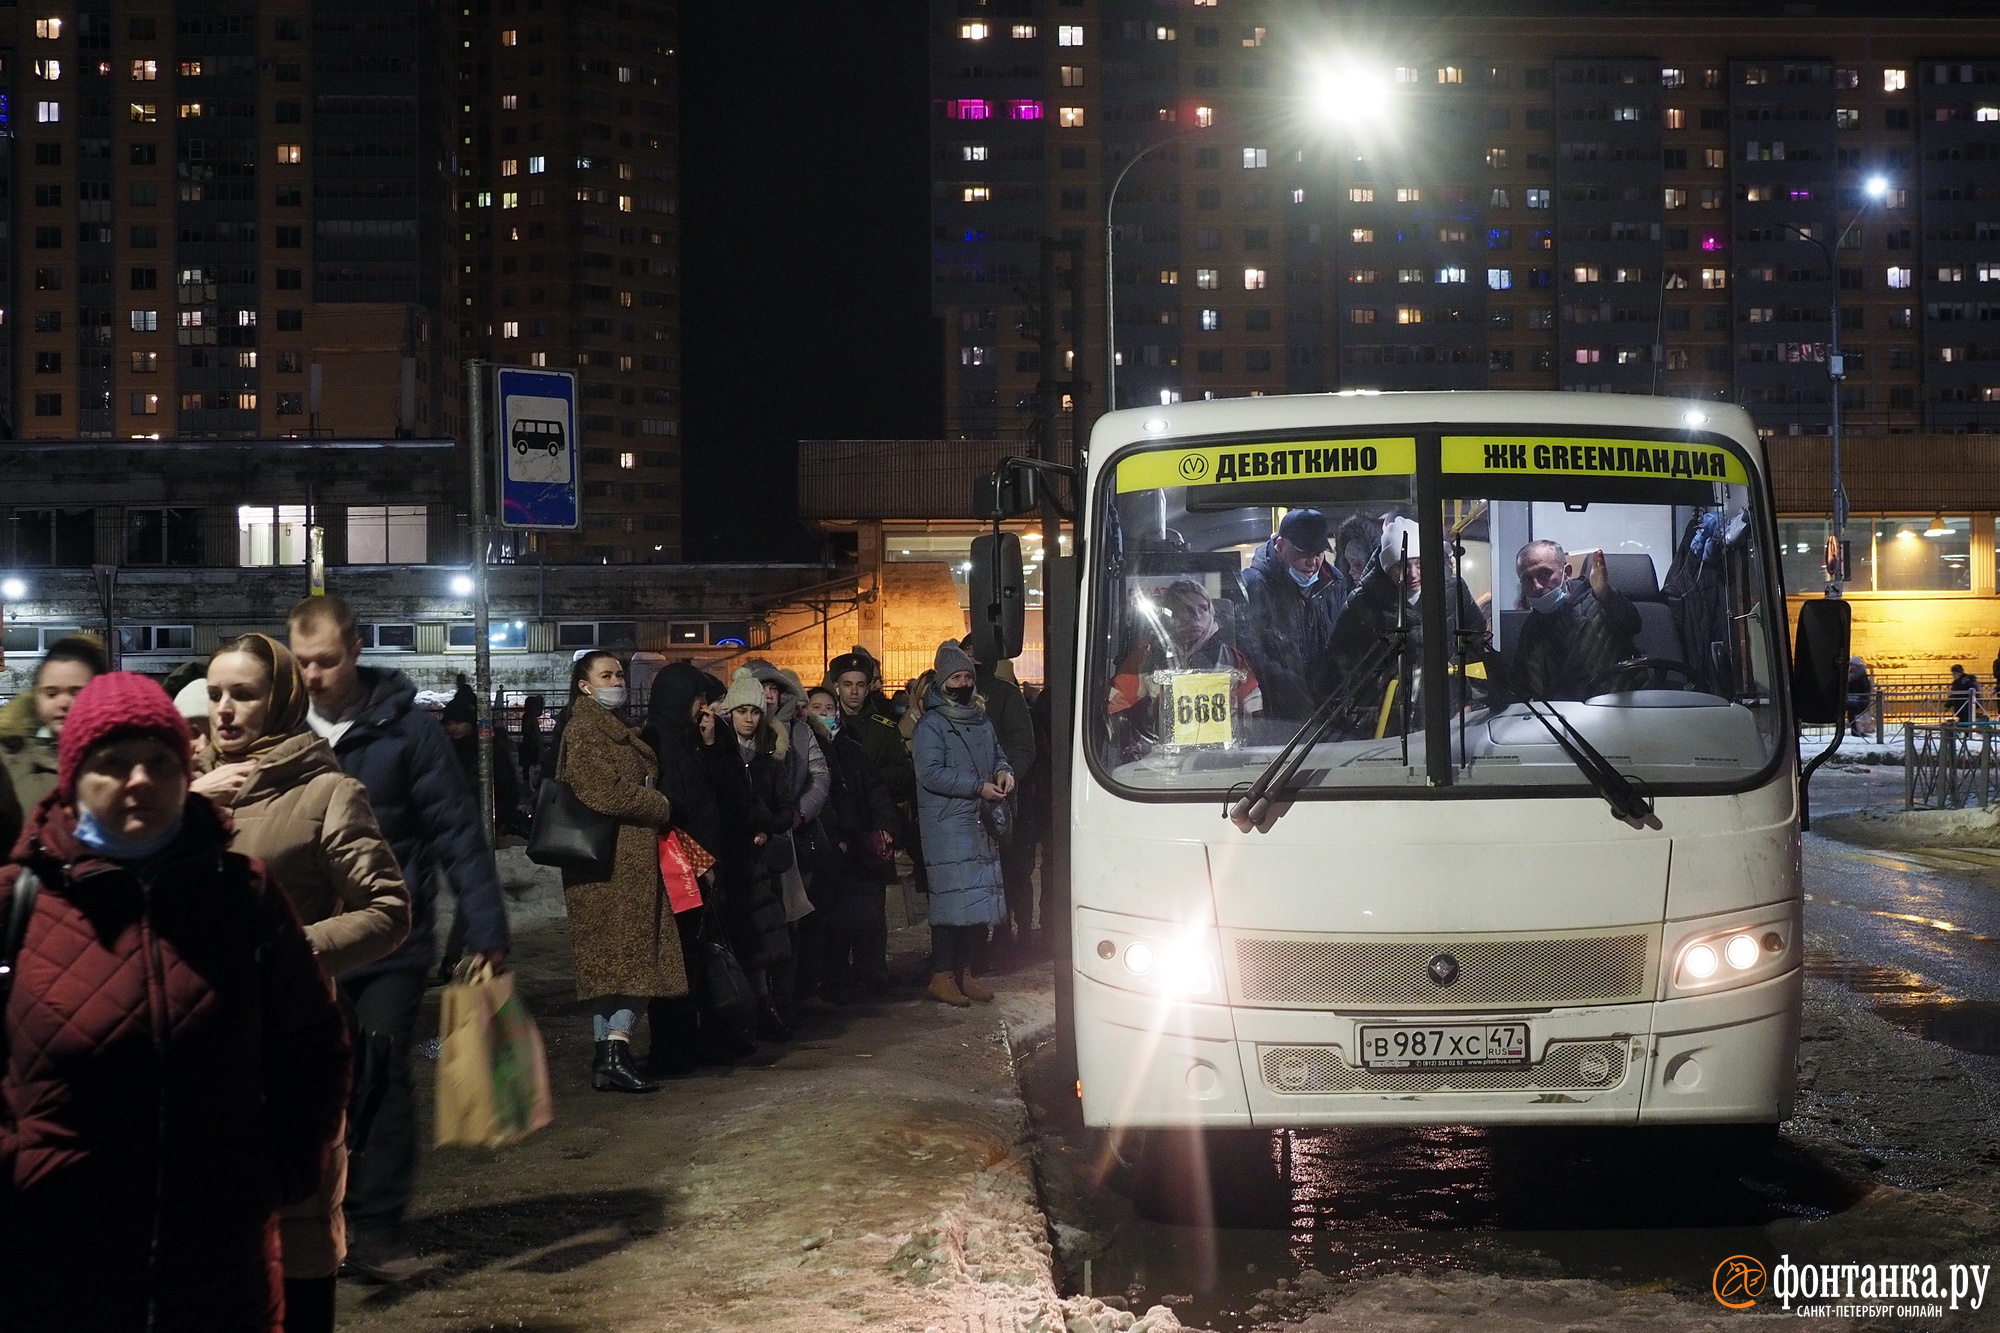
[679,4,941,562]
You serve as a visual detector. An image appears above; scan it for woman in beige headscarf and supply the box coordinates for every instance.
[190,631,409,1333]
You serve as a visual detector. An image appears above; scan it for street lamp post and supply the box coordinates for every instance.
[1781,174,1887,598]
[1103,68,1390,414]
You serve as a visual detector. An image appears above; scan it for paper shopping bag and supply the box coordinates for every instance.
[435,960,555,1149]
[659,831,704,914]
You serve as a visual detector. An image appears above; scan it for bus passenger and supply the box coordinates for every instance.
[1509,540,1643,701]
[1240,509,1346,719]
[1108,580,1263,756]
[1324,517,1487,738]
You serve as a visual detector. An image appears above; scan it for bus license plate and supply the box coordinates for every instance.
[1358,1023,1530,1069]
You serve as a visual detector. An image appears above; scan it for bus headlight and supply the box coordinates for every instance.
[1668,915,1794,995]
[1088,926,1219,999]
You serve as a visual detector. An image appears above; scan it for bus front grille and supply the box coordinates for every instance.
[1232,933,1652,1008]
[1259,1041,1628,1094]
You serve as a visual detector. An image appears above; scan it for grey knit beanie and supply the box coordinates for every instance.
[934,639,976,681]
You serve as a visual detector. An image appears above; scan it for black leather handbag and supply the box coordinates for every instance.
[525,729,618,878]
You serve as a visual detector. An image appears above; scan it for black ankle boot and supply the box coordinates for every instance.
[755,1000,793,1043]
[592,1039,660,1093]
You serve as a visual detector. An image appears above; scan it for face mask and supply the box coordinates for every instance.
[1287,563,1319,588]
[1529,583,1570,614]
[947,685,975,705]
[821,713,839,734]
[592,685,628,711]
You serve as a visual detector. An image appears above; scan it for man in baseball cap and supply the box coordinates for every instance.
[1241,508,1352,719]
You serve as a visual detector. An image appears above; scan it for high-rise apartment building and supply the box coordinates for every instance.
[931,2,2000,442]
[0,0,681,560]
[0,0,460,442]
[455,0,682,562]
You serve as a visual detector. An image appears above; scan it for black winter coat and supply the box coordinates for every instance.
[841,700,913,807]
[1509,581,1642,701]
[1241,536,1347,719]
[701,730,793,967]
[643,663,725,860]
[1323,565,1487,740]
[320,668,510,976]
[820,726,899,887]
[975,662,1036,775]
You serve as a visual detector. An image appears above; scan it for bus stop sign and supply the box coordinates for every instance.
[496,366,580,530]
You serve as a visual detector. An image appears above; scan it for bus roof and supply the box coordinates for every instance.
[1085,391,1763,488]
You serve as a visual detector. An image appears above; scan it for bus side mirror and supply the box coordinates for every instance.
[968,532,1025,662]
[972,466,1038,520]
[1791,598,1852,726]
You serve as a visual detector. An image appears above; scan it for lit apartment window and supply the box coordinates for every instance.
[275,143,300,164]
[1158,269,1179,285]
[500,159,519,177]
[619,452,637,470]
[179,60,203,77]
[1011,24,1036,39]
[1437,266,1467,283]
[131,352,158,372]
[1398,267,1425,283]
[1348,186,1375,203]
[1438,66,1464,84]
[501,93,518,111]
[1058,25,1082,46]
[179,102,203,118]
[1485,148,1508,169]
[1061,65,1084,88]
[528,156,546,173]
[1701,267,1729,289]
[1059,106,1085,128]
[618,195,634,212]
[501,28,518,45]
[501,320,521,338]
[235,393,257,411]
[1887,267,1913,288]
[1663,107,1684,130]
[1348,269,1380,284]
[1195,105,1214,128]
[1980,264,2000,282]
[129,310,157,331]
[1396,306,1423,324]
[961,145,987,162]
[962,185,991,203]
[131,60,156,81]
[959,22,989,39]
[1704,148,1726,169]
[1350,308,1377,324]
[1154,26,1175,41]
[1662,67,1686,87]
[36,102,58,123]
[1884,189,1908,209]
[1939,266,1966,283]
[1395,67,1421,83]
[1487,268,1513,290]
[130,393,160,415]
[1575,348,1602,363]
[1291,188,1305,204]
[1200,309,1219,330]
[1573,266,1600,283]
[1980,107,2000,123]
[1526,188,1551,208]
[1243,268,1266,290]
[500,191,519,209]
[1351,228,1375,243]
[1195,269,1219,289]
[1243,147,1267,168]
[1884,68,1907,92]
[1396,186,1421,202]
[34,17,60,38]
[1664,188,1687,209]
[1243,26,1267,47]
[1490,188,1511,208]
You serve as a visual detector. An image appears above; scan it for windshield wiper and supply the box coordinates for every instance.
[1226,628,1404,833]
[1515,694,1661,829]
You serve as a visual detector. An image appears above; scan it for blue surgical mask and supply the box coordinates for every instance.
[76,806,184,862]
[1529,583,1571,614]
[1287,563,1319,588]
[821,713,839,735]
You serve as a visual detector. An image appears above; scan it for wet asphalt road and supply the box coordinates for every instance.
[1029,766,2000,1328]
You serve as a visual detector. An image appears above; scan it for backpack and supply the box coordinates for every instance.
[0,868,41,1012]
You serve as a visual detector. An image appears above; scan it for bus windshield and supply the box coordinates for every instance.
[1089,431,1785,800]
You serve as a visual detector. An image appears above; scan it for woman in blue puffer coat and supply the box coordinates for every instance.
[912,640,1014,1008]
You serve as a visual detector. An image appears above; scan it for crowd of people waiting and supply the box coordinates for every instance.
[0,596,1048,1332]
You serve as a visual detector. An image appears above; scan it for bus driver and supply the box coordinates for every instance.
[1508,540,1643,701]
[1108,580,1263,757]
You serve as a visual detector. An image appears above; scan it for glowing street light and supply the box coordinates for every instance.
[1864,174,1890,200]
[450,574,475,597]
[0,578,25,602]
[1311,66,1390,126]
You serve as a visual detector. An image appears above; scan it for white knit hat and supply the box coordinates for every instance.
[1380,516,1421,569]
[720,667,766,714]
[173,678,210,722]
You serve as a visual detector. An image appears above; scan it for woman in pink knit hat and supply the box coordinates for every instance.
[0,672,351,1333]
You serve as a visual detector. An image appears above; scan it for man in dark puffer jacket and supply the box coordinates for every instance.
[1508,541,1643,702]
[0,672,350,1332]
[288,595,509,1281]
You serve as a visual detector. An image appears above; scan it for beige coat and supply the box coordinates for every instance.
[198,728,412,1281]
[0,692,57,817]
[559,696,688,1002]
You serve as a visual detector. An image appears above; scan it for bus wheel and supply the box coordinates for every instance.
[1123,1128,1287,1227]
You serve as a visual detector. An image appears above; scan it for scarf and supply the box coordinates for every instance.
[923,684,987,727]
[76,805,184,861]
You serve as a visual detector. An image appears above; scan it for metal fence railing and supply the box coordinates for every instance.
[1903,722,2000,810]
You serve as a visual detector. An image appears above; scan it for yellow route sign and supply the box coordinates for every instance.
[1443,435,1749,484]
[1163,671,1234,748]
[1116,437,1416,493]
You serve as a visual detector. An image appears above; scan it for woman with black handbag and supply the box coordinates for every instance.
[912,641,1015,1008]
[552,651,687,1093]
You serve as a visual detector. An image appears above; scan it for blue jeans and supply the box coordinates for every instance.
[592,996,641,1040]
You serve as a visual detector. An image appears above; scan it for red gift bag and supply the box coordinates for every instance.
[659,831,706,914]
